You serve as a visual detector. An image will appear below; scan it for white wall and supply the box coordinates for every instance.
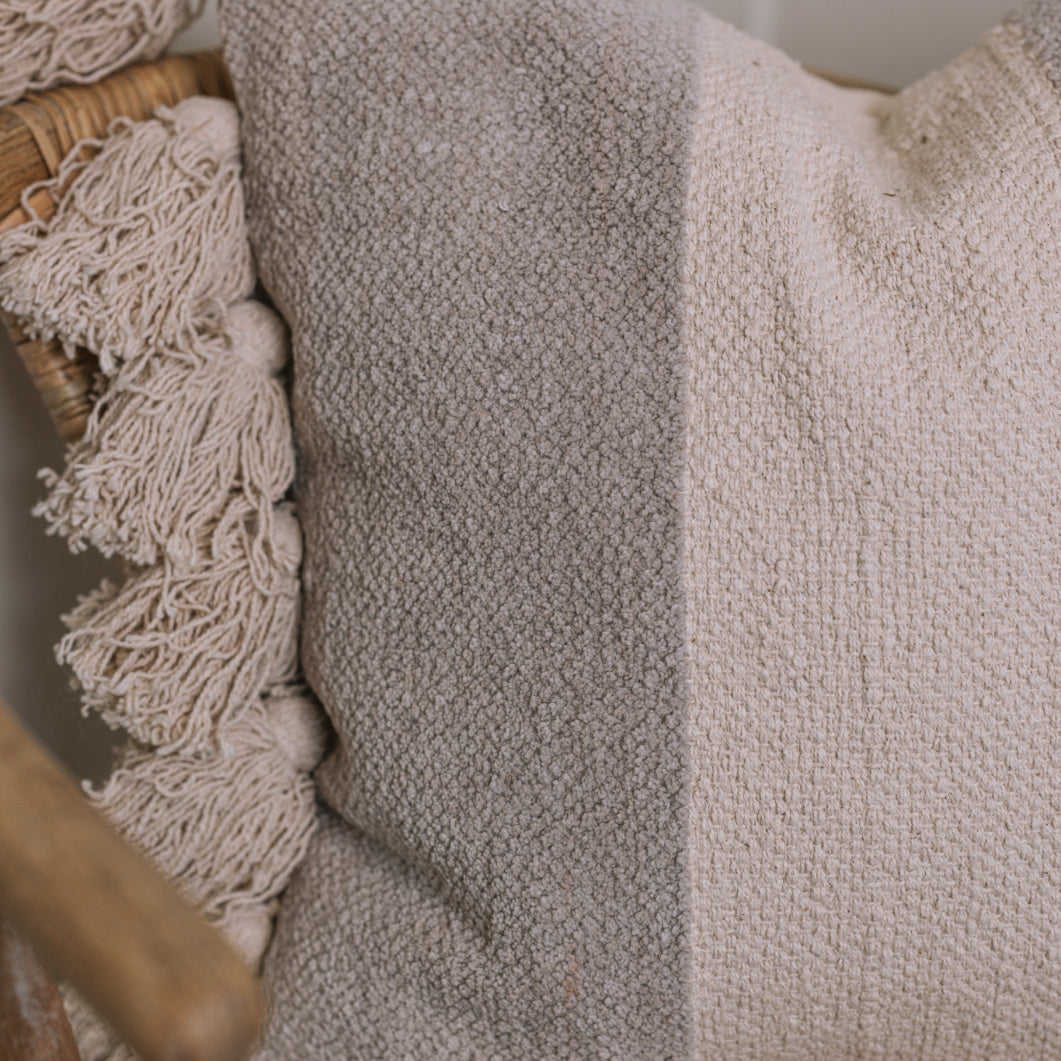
[0,0,1022,778]
[713,0,1013,87]
[168,0,220,54]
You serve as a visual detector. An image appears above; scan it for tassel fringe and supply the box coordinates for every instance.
[86,689,325,930]
[0,97,254,374]
[35,300,295,568]
[16,95,336,1055]
[0,0,203,107]
[57,506,303,753]
[59,987,134,1061]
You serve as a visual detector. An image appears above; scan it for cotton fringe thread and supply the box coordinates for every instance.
[3,95,332,1058]
[59,988,134,1061]
[34,300,296,568]
[0,0,202,107]
[57,504,302,753]
[0,96,255,374]
[87,688,326,954]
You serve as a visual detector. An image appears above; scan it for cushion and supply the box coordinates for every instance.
[221,0,1061,1056]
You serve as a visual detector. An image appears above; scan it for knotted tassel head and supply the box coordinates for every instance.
[34,299,295,569]
[215,901,276,972]
[228,297,291,376]
[0,96,255,373]
[170,95,242,158]
[262,684,331,773]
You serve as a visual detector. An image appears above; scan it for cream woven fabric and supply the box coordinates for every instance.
[222,0,1061,1056]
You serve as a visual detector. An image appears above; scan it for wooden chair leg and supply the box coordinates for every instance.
[0,699,263,1061]
[0,918,80,1061]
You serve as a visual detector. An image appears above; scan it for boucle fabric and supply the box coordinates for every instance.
[222,0,1061,1056]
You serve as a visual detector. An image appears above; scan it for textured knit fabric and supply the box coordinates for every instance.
[221,0,1061,1057]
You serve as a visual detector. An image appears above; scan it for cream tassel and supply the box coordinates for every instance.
[215,900,277,972]
[59,986,134,1061]
[59,908,269,1061]
[34,300,295,568]
[54,682,330,1057]
[86,689,327,947]
[57,505,303,753]
[0,96,254,374]
[59,905,283,1055]
[0,1,203,108]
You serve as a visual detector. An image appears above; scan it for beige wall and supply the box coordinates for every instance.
[0,0,1024,778]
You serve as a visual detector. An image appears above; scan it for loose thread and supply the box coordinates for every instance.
[57,505,303,753]
[0,0,204,106]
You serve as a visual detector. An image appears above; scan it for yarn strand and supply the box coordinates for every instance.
[56,506,303,753]
[0,98,254,373]
[0,0,205,107]
[35,301,296,568]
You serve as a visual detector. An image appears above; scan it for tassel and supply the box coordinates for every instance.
[58,902,277,1055]
[34,300,295,568]
[0,96,254,374]
[57,505,303,753]
[215,900,277,972]
[59,986,134,1061]
[55,678,331,1056]
[259,683,332,772]
[86,690,325,928]
[0,1,202,107]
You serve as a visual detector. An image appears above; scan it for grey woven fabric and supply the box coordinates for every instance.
[222,0,1061,1056]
